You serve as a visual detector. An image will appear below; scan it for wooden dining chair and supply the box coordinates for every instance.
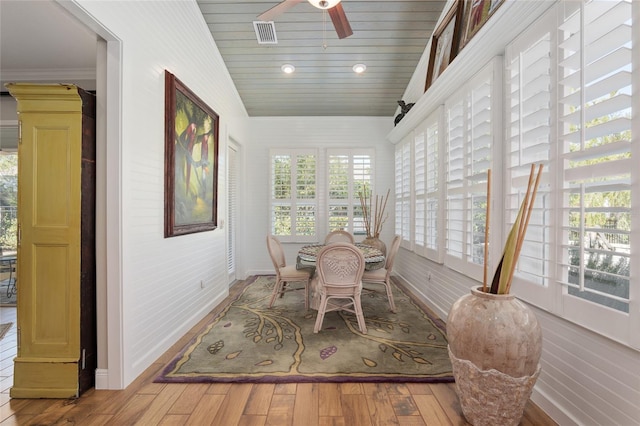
[362,235,401,313]
[313,242,367,334]
[324,230,355,244]
[266,235,311,309]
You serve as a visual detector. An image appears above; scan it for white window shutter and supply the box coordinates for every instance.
[503,7,554,306]
[270,149,317,242]
[445,59,501,280]
[557,0,633,339]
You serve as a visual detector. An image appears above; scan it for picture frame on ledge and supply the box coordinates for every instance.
[461,0,506,48]
[164,70,219,237]
[425,0,464,92]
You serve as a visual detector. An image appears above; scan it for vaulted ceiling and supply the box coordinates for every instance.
[198,0,447,116]
[0,0,447,118]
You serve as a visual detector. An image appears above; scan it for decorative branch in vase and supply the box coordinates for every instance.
[485,163,543,294]
[358,188,390,254]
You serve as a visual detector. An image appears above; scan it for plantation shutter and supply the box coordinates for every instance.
[413,108,443,262]
[558,0,632,318]
[395,135,411,246]
[446,93,467,267]
[270,149,317,242]
[401,140,412,247]
[353,153,372,236]
[445,59,500,278]
[424,108,444,262]
[328,153,349,231]
[327,150,373,235]
[414,126,426,253]
[503,10,553,304]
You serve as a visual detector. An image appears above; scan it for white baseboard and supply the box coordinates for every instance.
[393,273,449,321]
[94,368,110,390]
[531,387,580,426]
[246,269,275,277]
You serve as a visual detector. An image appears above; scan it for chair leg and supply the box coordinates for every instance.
[269,279,284,308]
[384,279,397,313]
[304,279,310,310]
[313,295,328,333]
[353,296,367,334]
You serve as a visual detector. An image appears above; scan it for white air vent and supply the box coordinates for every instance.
[253,21,278,45]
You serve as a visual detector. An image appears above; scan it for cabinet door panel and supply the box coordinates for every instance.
[18,111,81,359]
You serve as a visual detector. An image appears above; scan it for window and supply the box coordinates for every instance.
[270,149,317,242]
[557,0,633,339]
[0,152,18,254]
[270,149,373,242]
[413,108,444,262]
[445,59,502,279]
[327,150,373,235]
[504,9,553,307]
[395,136,411,247]
[504,0,636,346]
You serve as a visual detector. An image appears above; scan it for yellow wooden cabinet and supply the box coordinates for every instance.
[5,83,96,398]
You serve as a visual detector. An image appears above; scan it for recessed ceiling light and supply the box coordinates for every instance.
[281,64,295,74]
[352,63,367,74]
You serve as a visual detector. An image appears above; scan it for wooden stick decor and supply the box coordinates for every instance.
[490,164,544,294]
[482,169,491,293]
[358,188,390,238]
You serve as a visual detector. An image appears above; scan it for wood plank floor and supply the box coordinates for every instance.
[0,282,557,425]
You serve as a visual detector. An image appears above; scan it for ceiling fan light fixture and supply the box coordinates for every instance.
[307,0,341,10]
[281,63,296,74]
[352,63,367,74]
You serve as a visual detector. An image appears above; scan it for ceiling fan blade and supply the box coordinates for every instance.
[328,3,353,39]
[257,0,304,21]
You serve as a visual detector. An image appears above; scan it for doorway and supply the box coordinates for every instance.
[0,137,17,307]
[227,140,240,284]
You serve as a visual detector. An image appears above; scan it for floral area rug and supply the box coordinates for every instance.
[156,275,453,383]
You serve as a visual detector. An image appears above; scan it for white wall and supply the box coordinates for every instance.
[243,117,394,278]
[74,0,249,387]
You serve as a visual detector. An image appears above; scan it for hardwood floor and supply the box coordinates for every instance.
[0,284,557,426]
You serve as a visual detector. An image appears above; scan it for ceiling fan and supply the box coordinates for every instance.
[258,0,353,39]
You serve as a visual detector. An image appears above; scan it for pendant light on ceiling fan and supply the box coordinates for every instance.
[307,0,341,9]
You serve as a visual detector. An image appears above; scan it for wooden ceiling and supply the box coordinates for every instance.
[197,0,447,117]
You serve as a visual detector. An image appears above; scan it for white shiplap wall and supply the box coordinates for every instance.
[243,117,394,278]
[391,1,640,425]
[75,0,249,387]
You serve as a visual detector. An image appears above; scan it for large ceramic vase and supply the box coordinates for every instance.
[446,286,542,426]
[361,236,386,256]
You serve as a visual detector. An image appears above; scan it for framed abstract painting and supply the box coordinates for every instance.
[164,70,219,237]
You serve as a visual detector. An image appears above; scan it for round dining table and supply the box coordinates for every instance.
[296,242,385,271]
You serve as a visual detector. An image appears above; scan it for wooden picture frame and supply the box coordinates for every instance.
[425,0,464,92]
[461,0,505,48]
[164,70,219,237]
